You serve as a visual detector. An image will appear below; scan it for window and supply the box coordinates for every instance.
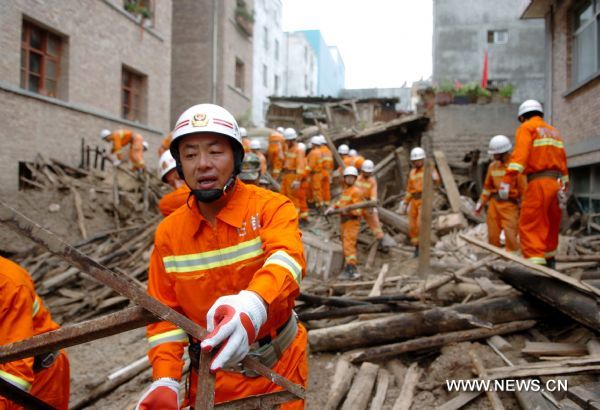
[235,58,245,91]
[487,30,508,44]
[263,26,269,51]
[275,39,279,60]
[122,67,144,121]
[20,21,62,97]
[571,164,600,213]
[263,64,268,87]
[573,0,599,85]
[274,74,279,94]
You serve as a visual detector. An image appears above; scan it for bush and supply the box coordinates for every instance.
[499,84,514,98]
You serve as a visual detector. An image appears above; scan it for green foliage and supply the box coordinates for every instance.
[124,1,152,19]
[499,84,515,98]
[435,81,454,94]
[235,0,255,23]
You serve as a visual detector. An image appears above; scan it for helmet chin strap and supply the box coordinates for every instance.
[189,174,237,203]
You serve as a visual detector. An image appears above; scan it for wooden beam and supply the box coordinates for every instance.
[418,159,434,276]
[391,362,422,410]
[470,349,506,410]
[522,342,588,357]
[369,369,390,410]
[324,357,357,410]
[319,123,345,169]
[0,377,55,410]
[368,264,389,297]
[433,150,462,214]
[341,362,379,410]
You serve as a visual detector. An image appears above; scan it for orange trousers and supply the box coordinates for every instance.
[519,178,562,264]
[185,325,308,409]
[0,350,70,410]
[408,199,422,246]
[298,179,309,220]
[486,199,520,252]
[363,209,384,240]
[309,173,323,206]
[321,170,331,205]
[281,174,302,217]
[341,217,360,265]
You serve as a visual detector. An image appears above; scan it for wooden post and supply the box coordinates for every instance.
[417,159,434,277]
[393,147,406,192]
[433,150,461,213]
[318,123,345,169]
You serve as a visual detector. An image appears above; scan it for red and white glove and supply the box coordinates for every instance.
[498,182,510,200]
[135,378,180,410]
[201,290,267,372]
[474,201,483,216]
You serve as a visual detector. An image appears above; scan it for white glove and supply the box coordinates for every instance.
[498,182,510,200]
[200,290,267,372]
[398,201,408,215]
[291,180,300,190]
[474,201,483,215]
[557,190,567,210]
[135,378,179,410]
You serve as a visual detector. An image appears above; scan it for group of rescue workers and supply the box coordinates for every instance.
[0,97,568,409]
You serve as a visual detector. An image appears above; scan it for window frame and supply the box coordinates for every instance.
[20,20,62,98]
[235,58,245,91]
[121,67,144,122]
[572,0,599,87]
[487,29,508,45]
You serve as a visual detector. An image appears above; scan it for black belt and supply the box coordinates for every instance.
[491,194,519,205]
[341,215,360,223]
[527,170,561,182]
[33,350,59,372]
[411,192,422,199]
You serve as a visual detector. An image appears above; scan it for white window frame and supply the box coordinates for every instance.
[572,0,599,86]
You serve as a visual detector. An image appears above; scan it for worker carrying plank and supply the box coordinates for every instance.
[157,150,190,217]
[0,257,70,410]
[136,104,308,409]
[500,99,569,268]
[355,159,388,252]
[398,147,440,256]
[100,128,147,171]
[475,135,527,252]
[325,166,364,280]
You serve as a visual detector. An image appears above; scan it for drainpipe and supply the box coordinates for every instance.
[212,0,218,103]
[545,5,553,122]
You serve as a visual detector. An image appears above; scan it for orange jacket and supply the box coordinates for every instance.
[129,133,145,169]
[306,147,323,174]
[107,129,133,157]
[503,116,569,187]
[253,150,267,176]
[319,145,334,171]
[333,185,364,217]
[344,155,365,170]
[158,185,191,217]
[146,181,305,380]
[479,160,527,206]
[267,133,286,174]
[242,138,251,153]
[355,174,377,201]
[0,257,60,394]
[157,133,173,156]
[283,143,306,177]
[404,167,440,203]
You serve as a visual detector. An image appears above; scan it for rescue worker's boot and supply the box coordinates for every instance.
[340,264,360,280]
[414,246,419,258]
[377,239,390,254]
[546,257,556,270]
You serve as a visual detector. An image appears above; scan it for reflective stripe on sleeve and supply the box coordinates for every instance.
[481,189,491,196]
[32,297,40,317]
[147,329,188,348]
[532,138,564,148]
[507,163,525,172]
[263,250,302,285]
[0,370,31,391]
[491,170,506,177]
[527,257,546,265]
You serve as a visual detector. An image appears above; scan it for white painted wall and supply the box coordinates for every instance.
[284,32,318,97]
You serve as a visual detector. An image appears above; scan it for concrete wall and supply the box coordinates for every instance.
[340,87,413,112]
[301,30,344,97]
[0,0,171,192]
[251,0,284,127]
[547,0,600,168]
[433,0,545,103]
[284,32,317,97]
[429,103,520,164]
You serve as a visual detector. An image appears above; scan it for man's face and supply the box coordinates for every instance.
[362,171,373,178]
[344,175,357,186]
[413,159,424,168]
[178,133,234,191]
[164,169,184,190]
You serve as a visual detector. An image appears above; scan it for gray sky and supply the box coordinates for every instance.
[282,0,433,89]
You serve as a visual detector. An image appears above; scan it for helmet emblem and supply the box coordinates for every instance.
[191,113,209,127]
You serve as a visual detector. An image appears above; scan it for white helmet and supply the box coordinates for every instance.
[158,150,177,182]
[142,141,149,151]
[410,147,426,161]
[488,135,512,155]
[348,149,357,157]
[317,135,327,145]
[239,127,248,138]
[338,144,349,155]
[518,99,543,117]
[171,104,242,156]
[297,142,307,152]
[343,166,359,177]
[276,126,284,133]
[283,127,297,140]
[361,159,375,173]
[310,135,321,146]
[249,139,261,150]
[100,129,111,140]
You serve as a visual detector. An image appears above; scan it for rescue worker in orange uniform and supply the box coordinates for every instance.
[238,152,262,185]
[325,166,363,280]
[346,149,365,171]
[136,104,307,409]
[296,142,310,222]
[356,159,388,252]
[306,136,324,208]
[280,128,308,223]
[101,128,135,165]
[475,135,527,252]
[500,100,568,268]
[157,133,173,157]
[317,135,334,206]
[130,134,147,172]
[398,147,440,256]
[249,139,267,176]
[0,256,70,410]
[157,150,190,217]
[267,130,286,181]
[240,127,251,153]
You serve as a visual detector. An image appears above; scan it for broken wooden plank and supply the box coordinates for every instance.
[437,392,482,410]
[522,342,589,357]
[391,362,422,410]
[418,158,434,277]
[566,382,600,410]
[329,200,378,215]
[341,362,380,410]
[470,349,506,410]
[369,368,390,410]
[324,357,357,410]
[0,377,55,410]
[433,150,465,216]
[378,207,438,243]
[369,264,389,297]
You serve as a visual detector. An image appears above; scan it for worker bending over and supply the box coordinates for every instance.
[136,104,307,409]
[356,160,388,252]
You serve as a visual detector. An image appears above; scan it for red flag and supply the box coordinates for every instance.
[481,50,489,89]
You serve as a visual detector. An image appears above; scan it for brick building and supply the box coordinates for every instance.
[171,0,254,126]
[0,0,172,192]
[521,0,600,212]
